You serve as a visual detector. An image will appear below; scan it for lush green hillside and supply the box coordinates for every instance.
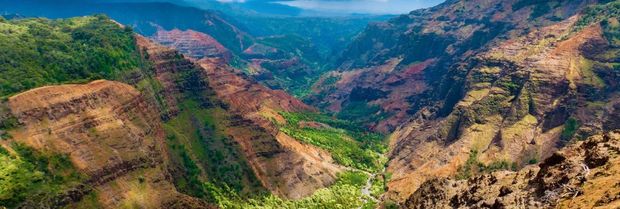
[0,15,390,208]
[0,15,141,97]
[0,144,83,208]
[208,171,375,209]
[279,111,387,171]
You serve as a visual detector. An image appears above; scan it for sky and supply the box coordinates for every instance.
[216,0,445,15]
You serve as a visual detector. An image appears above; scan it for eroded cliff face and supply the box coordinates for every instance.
[137,36,343,199]
[150,28,322,97]
[310,0,602,133]
[0,25,343,207]
[197,58,342,199]
[4,80,211,208]
[315,0,620,203]
[402,130,620,209]
[151,29,232,62]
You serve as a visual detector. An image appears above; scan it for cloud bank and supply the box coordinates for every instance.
[274,0,444,14]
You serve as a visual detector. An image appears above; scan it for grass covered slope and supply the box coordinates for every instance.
[163,100,267,201]
[279,111,387,171]
[0,144,83,208]
[161,103,388,208]
[0,15,142,97]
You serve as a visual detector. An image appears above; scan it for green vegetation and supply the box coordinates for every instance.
[0,15,142,97]
[209,171,370,209]
[337,101,388,125]
[455,150,484,180]
[466,94,510,124]
[0,116,17,131]
[511,0,566,19]
[602,17,620,46]
[455,150,516,180]
[0,143,84,208]
[258,35,322,63]
[370,173,387,199]
[279,111,386,171]
[575,0,620,31]
[164,100,266,200]
[561,117,580,142]
[0,110,17,140]
[321,75,341,87]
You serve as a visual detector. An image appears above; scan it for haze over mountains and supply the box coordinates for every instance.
[1,0,619,208]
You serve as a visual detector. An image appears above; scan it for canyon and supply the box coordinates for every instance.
[1,0,619,208]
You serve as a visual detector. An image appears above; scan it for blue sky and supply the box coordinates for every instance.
[216,0,445,14]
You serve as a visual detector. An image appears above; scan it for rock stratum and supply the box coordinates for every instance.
[309,0,620,206]
[1,0,620,208]
[403,130,620,208]
[0,18,342,208]
[6,80,212,208]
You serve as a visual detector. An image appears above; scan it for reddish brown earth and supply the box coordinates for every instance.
[197,57,343,199]
[6,80,212,209]
[0,32,343,208]
[315,0,620,205]
[137,36,344,199]
[151,28,232,62]
[403,130,620,209]
[311,58,434,133]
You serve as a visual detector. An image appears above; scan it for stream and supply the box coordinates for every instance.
[357,167,385,209]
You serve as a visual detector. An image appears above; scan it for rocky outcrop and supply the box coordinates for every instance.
[318,0,619,203]
[388,12,620,200]
[198,58,343,199]
[7,80,209,208]
[402,130,620,209]
[137,35,343,199]
[151,28,232,62]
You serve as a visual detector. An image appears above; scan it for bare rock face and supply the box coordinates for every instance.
[198,58,343,199]
[8,80,210,208]
[402,130,620,209]
[342,0,620,202]
[151,28,232,62]
[136,36,343,199]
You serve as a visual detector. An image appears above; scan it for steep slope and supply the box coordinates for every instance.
[151,29,232,62]
[309,0,605,132]
[311,0,620,203]
[3,80,211,208]
[196,57,343,199]
[403,130,620,208]
[151,28,324,97]
[0,16,216,208]
[0,15,350,208]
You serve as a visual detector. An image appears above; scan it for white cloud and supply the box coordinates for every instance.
[275,0,443,14]
[217,0,246,2]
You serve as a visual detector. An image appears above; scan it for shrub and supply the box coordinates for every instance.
[561,117,579,141]
[0,143,82,207]
[279,111,386,171]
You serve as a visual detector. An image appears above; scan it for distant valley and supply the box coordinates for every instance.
[1,0,619,208]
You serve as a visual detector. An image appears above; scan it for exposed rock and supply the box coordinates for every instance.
[402,130,620,209]
[8,80,210,208]
[348,1,620,202]
[197,58,343,199]
[138,35,343,200]
[151,28,232,62]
